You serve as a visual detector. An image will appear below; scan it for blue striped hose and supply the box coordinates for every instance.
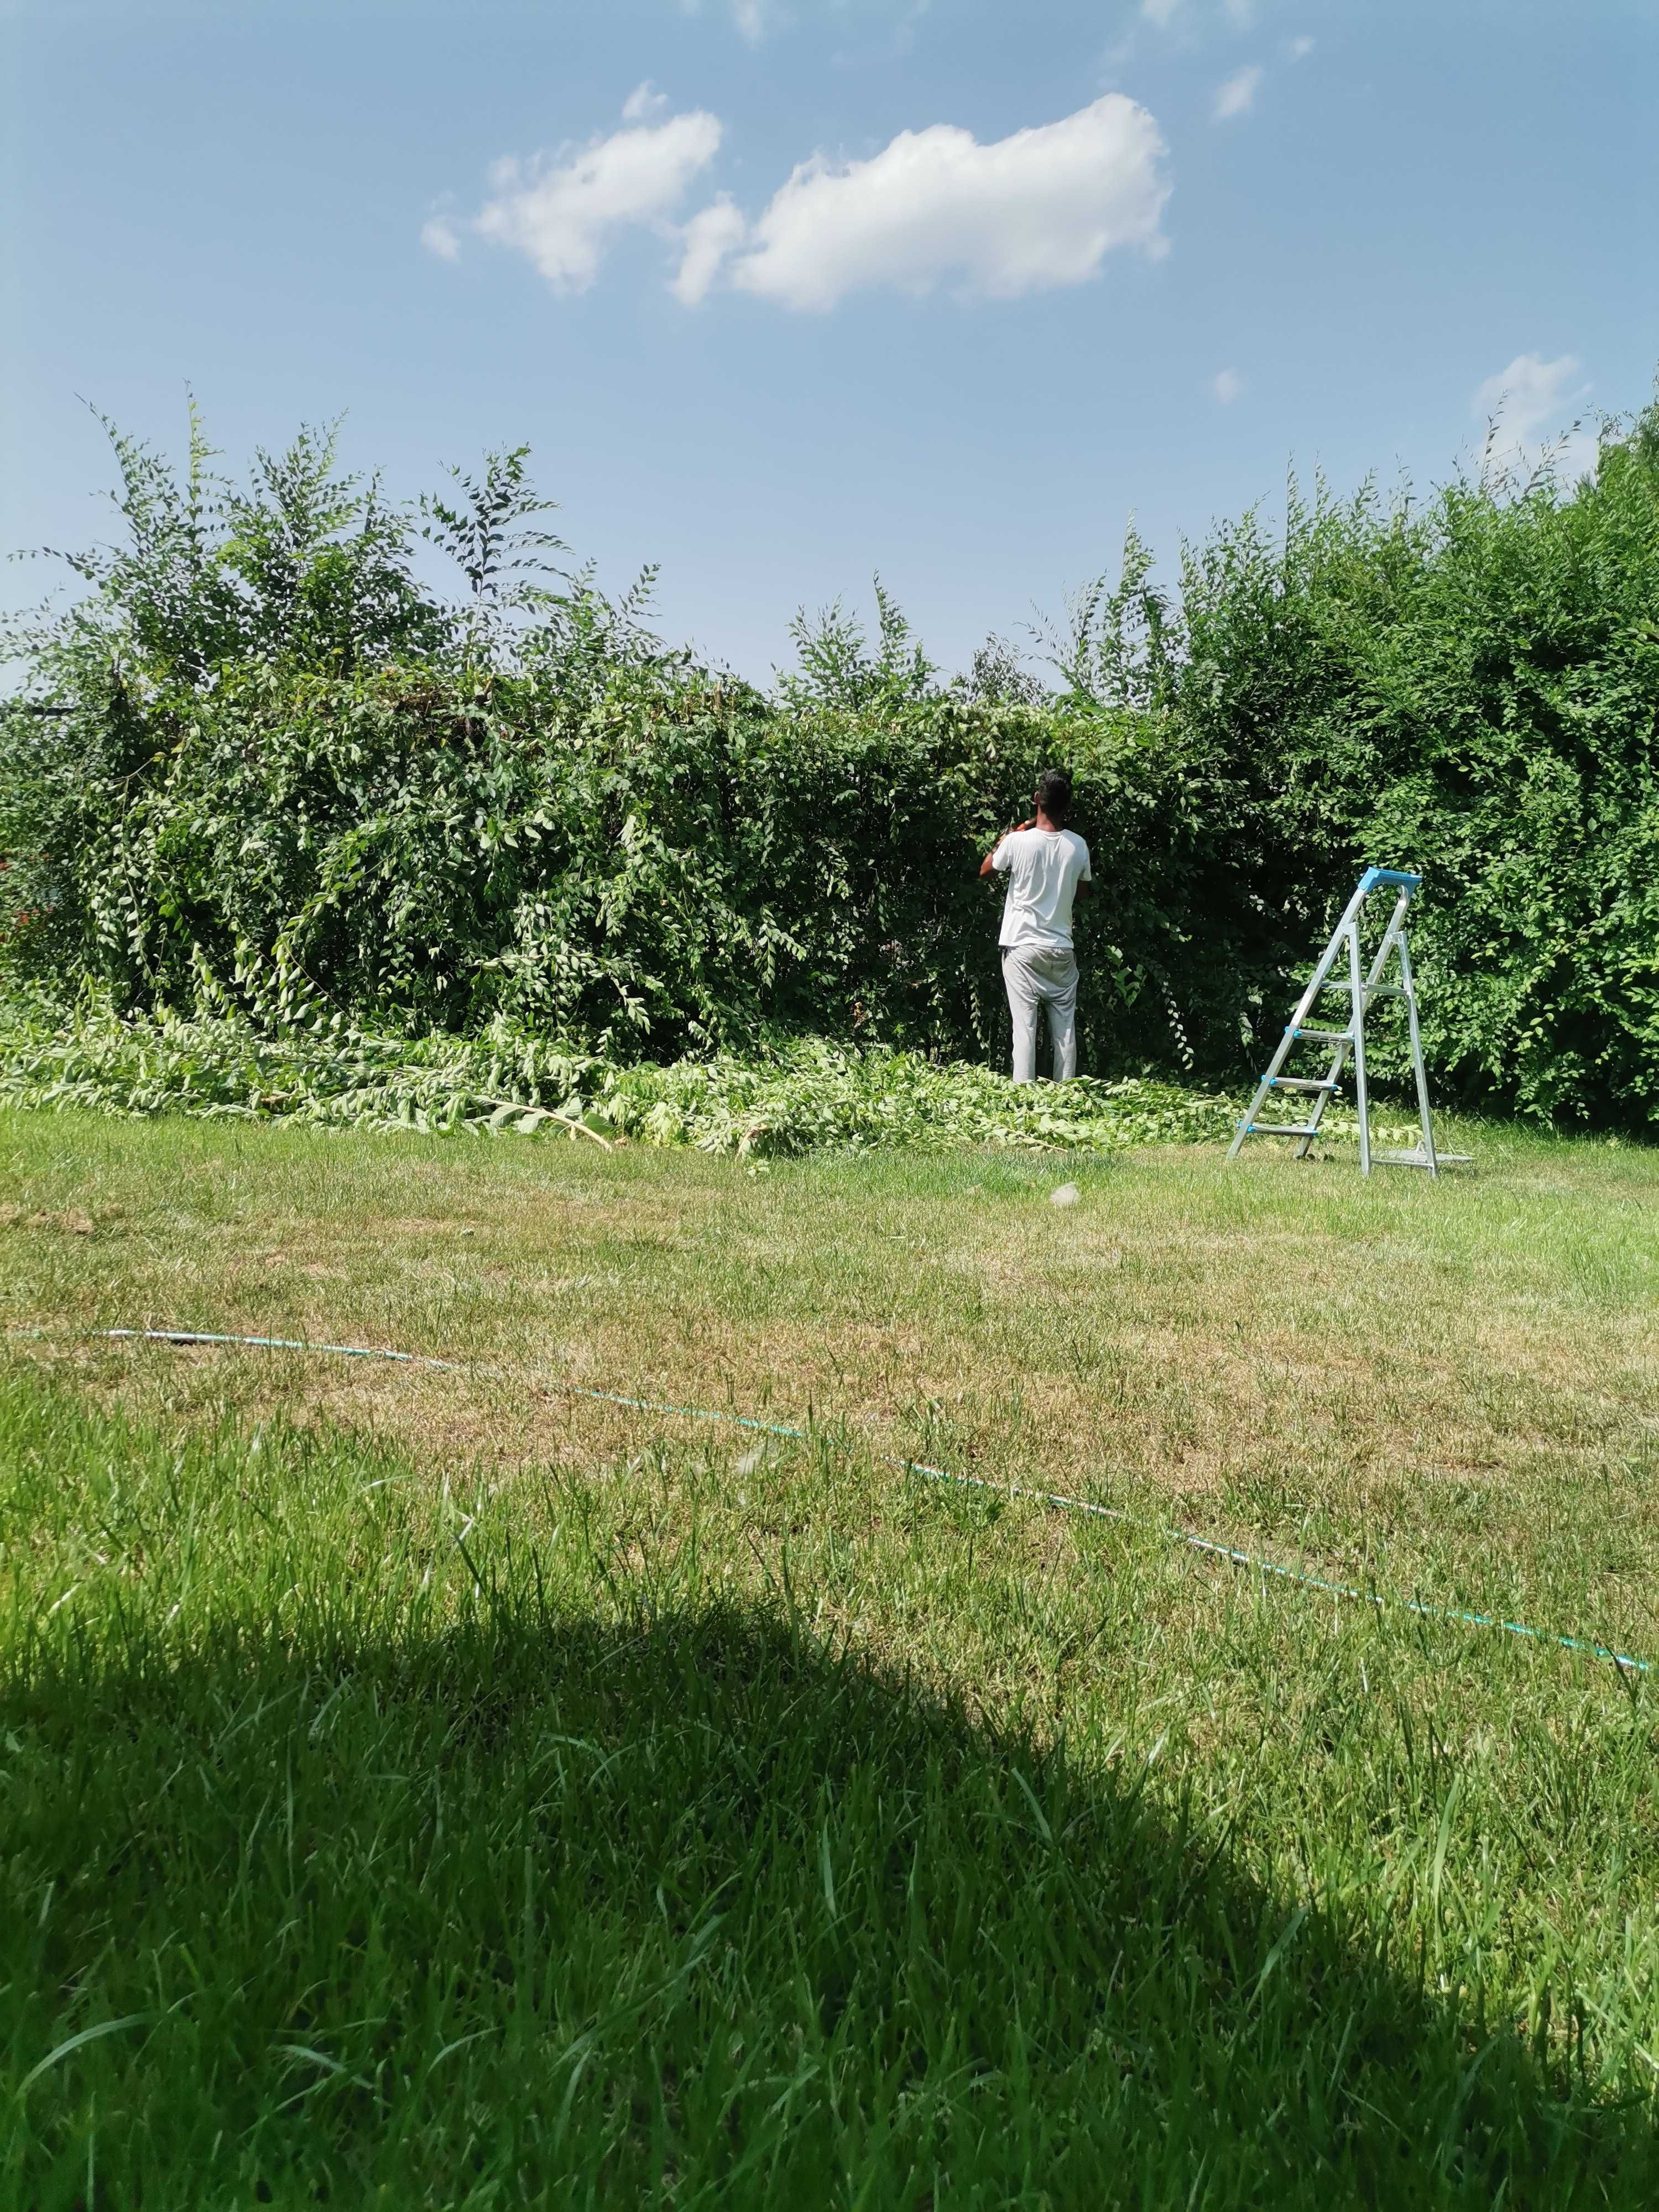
[95,1328,1651,1677]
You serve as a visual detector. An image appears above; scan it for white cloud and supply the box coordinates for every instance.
[457,103,722,293]
[719,94,1169,312]
[1213,65,1264,119]
[622,82,669,122]
[421,215,460,262]
[436,89,1170,316]
[677,0,775,34]
[1472,351,1598,481]
[1140,0,1259,32]
[673,195,748,305]
[1213,366,1243,403]
[1287,35,1314,59]
[1472,351,1584,437]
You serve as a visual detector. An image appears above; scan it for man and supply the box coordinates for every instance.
[979,768,1092,1083]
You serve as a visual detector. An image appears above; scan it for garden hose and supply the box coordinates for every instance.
[57,1327,1650,1679]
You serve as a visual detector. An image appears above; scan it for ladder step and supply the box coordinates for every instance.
[1249,1121,1323,1137]
[1269,1077,1338,1092]
[1322,979,1409,1000]
[1292,1027,1352,1044]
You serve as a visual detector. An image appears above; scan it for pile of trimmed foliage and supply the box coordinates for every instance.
[0,998,1248,1156]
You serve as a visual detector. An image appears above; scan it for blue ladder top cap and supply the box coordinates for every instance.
[1360,865,1422,892]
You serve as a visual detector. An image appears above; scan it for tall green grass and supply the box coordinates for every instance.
[3,1367,1655,2208]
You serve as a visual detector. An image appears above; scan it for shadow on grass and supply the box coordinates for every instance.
[4,1583,1655,2212]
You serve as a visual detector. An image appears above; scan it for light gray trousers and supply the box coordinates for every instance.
[1002,945,1079,1083]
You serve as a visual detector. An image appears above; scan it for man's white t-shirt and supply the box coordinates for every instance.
[991,826,1092,952]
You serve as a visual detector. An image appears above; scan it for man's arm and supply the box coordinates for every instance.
[979,821,1031,878]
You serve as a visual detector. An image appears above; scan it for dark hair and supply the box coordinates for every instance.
[1036,768,1073,824]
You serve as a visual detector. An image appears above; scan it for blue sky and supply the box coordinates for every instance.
[6,0,1658,680]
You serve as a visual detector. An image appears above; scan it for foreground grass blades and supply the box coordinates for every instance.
[1,1109,1656,2204]
[1,1378,1655,2209]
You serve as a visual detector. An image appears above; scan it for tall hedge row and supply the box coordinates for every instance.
[0,663,1202,1070]
[3,400,1657,1120]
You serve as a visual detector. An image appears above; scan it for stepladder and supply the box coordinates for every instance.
[1227,868,1469,1177]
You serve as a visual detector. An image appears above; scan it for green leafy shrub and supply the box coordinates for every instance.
[0,417,1203,1072]
[0,657,1208,1066]
[4,394,1658,1124]
[1152,419,1659,1120]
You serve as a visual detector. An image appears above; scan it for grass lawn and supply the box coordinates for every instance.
[1,1107,1657,2206]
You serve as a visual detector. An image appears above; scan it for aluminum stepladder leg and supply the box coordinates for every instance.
[1228,867,1465,1175]
[1225,872,1377,1166]
[1287,885,1411,1162]
[1396,925,1439,1176]
[1348,899,1371,1175]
